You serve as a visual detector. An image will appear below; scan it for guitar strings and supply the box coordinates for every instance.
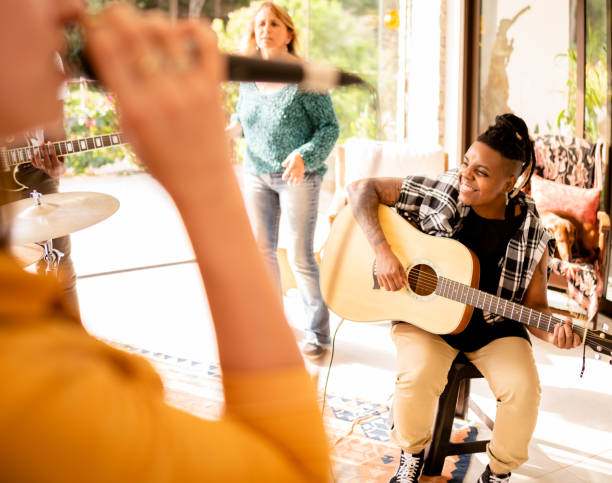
[406,268,605,344]
[2,133,125,168]
[399,268,609,350]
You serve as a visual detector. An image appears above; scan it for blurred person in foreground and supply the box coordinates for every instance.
[0,2,330,482]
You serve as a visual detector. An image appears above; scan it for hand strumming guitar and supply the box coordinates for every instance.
[374,243,408,292]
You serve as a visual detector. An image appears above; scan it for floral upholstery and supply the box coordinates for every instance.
[533,134,608,320]
[533,135,599,189]
[548,258,602,320]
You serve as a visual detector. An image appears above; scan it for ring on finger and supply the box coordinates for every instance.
[136,53,162,76]
[173,56,192,73]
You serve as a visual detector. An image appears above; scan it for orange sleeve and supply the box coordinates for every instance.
[0,318,330,483]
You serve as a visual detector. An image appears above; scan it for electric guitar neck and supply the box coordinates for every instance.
[0,132,126,170]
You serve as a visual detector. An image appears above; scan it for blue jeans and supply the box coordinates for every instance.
[243,171,330,347]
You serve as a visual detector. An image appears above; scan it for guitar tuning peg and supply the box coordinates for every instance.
[603,323,609,332]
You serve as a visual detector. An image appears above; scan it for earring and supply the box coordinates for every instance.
[505,192,509,206]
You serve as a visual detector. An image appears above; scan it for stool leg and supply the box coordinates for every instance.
[455,379,471,419]
[423,367,461,476]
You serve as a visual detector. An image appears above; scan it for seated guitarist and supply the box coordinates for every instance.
[346,113,581,483]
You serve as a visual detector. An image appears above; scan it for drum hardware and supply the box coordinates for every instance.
[2,189,120,273]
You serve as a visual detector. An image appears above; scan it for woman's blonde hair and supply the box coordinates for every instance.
[242,2,299,57]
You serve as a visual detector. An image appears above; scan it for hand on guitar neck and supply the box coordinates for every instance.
[28,140,66,179]
[518,247,581,350]
[1,132,126,191]
[28,103,67,179]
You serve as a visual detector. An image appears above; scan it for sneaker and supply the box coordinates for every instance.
[478,465,511,483]
[300,342,328,359]
[388,449,424,483]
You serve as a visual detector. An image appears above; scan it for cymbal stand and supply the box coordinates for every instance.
[38,238,64,275]
[29,190,64,275]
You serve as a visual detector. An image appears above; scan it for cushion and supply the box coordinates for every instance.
[530,175,600,225]
[343,138,447,186]
[533,135,597,188]
[327,138,447,223]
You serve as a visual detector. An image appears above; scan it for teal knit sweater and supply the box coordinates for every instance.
[232,83,339,177]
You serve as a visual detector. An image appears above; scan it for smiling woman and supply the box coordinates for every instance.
[345,112,583,482]
[457,114,534,219]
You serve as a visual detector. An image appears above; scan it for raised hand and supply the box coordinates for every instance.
[84,4,228,194]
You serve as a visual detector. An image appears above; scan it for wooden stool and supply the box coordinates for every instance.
[423,352,494,476]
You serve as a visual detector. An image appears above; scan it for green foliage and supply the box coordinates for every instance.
[63,83,137,174]
[555,20,609,142]
[70,0,379,171]
[213,0,379,153]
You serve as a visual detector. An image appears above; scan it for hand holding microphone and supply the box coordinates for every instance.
[82,3,229,191]
[75,4,364,189]
[67,20,366,92]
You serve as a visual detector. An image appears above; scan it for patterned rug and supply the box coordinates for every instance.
[109,340,478,482]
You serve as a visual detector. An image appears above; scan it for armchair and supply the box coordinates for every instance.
[530,134,610,320]
[326,137,448,224]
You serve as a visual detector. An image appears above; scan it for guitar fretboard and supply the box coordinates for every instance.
[0,133,126,170]
[435,277,587,340]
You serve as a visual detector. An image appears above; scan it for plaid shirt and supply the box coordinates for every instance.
[396,169,555,324]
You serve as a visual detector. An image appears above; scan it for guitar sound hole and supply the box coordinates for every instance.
[407,264,437,297]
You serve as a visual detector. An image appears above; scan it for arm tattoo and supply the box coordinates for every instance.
[347,178,402,248]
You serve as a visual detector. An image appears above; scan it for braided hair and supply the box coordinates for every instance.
[476,113,535,199]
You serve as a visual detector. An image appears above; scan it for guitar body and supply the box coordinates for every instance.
[321,205,612,359]
[320,205,479,334]
[0,136,33,191]
[0,161,46,192]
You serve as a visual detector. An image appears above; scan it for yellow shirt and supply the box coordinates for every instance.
[0,255,330,482]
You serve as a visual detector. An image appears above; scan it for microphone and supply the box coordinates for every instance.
[225,54,365,91]
[67,44,366,91]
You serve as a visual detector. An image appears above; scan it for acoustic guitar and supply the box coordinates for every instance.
[319,205,612,360]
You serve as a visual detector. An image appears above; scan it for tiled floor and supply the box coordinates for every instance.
[64,171,612,482]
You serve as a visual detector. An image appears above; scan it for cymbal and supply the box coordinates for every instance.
[1,191,120,245]
[10,243,44,268]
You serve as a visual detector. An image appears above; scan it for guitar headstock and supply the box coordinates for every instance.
[585,328,612,363]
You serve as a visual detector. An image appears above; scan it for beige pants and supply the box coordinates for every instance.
[390,323,541,475]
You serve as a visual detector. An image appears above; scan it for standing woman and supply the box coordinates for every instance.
[226,2,340,359]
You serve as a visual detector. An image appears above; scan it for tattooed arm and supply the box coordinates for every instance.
[346,178,407,291]
[523,250,580,348]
